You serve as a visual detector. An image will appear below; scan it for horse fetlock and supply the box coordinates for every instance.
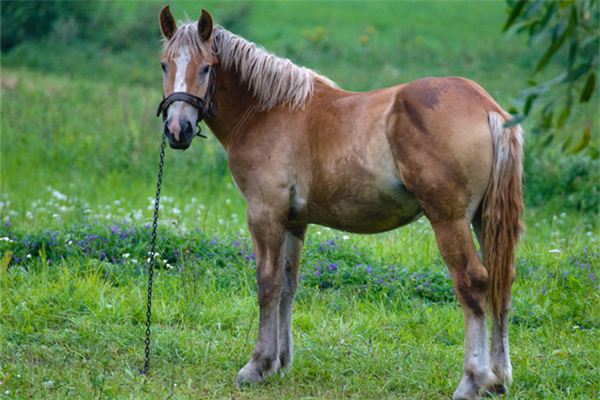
[278,345,293,370]
[491,361,512,386]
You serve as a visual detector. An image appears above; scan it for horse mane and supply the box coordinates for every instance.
[163,23,336,111]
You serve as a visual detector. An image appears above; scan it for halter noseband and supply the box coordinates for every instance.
[156,65,218,138]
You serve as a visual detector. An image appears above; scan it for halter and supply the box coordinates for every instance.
[155,65,218,138]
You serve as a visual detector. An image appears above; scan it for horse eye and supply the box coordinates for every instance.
[200,65,210,75]
[160,62,168,73]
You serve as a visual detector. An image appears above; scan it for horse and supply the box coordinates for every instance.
[156,6,523,399]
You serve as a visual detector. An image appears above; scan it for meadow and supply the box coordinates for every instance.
[1,1,598,399]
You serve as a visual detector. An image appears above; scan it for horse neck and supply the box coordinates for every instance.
[204,66,260,148]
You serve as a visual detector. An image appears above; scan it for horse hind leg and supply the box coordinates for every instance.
[473,211,513,390]
[430,219,500,400]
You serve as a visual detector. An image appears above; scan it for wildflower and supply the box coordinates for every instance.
[172,207,181,215]
[26,254,32,259]
[342,235,350,241]
[51,190,67,201]
[329,263,338,271]
[122,253,130,259]
[366,265,373,275]
[548,249,561,253]
[26,211,33,219]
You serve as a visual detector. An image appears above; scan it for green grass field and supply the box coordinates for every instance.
[1,1,598,399]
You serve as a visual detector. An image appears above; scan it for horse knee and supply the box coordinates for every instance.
[257,270,283,308]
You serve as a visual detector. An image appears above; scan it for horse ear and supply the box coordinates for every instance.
[159,5,177,39]
[198,9,213,41]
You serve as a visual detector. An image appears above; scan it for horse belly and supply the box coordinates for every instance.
[305,176,423,234]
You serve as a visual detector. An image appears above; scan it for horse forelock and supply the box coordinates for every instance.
[163,22,336,111]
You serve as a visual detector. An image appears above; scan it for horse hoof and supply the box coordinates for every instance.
[236,364,263,388]
[485,383,508,396]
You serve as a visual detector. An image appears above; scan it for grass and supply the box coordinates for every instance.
[1,0,599,399]
[0,209,598,399]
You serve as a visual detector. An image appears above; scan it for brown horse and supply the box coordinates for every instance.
[157,7,523,399]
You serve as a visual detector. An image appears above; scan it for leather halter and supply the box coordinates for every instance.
[156,65,218,137]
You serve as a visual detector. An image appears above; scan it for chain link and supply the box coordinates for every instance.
[141,134,166,375]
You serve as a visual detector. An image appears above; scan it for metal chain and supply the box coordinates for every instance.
[141,134,166,375]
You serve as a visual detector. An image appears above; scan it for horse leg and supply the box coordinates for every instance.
[237,208,286,387]
[278,226,306,370]
[472,215,512,390]
[431,219,499,400]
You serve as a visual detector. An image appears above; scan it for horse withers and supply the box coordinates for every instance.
[157,7,523,399]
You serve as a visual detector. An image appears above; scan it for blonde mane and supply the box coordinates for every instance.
[163,23,336,111]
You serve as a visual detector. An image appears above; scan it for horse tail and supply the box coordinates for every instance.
[483,111,524,318]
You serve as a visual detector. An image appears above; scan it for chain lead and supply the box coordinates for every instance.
[141,134,166,375]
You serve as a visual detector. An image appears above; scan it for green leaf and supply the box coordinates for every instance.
[504,0,529,32]
[557,106,571,128]
[535,12,574,73]
[569,128,591,154]
[579,72,596,103]
[504,114,525,128]
[524,93,538,115]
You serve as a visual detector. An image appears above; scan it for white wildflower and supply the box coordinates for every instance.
[122,253,130,259]
[548,249,561,253]
[342,235,350,241]
[51,190,67,201]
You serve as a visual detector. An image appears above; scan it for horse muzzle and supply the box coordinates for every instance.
[163,117,195,150]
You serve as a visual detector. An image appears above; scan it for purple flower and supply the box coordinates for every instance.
[4,219,10,228]
[329,263,338,271]
[366,265,373,275]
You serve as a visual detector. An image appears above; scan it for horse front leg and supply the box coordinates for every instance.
[278,226,306,370]
[237,207,286,387]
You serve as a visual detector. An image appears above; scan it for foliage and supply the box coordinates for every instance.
[504,0,599,154]
[0,1,102,50]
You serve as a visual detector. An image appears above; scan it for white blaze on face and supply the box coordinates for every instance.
[167,46,198,140]
[174,46,191,92]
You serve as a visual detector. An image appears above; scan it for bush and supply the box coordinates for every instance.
[524,146,599,213]
[0,1,99,50]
